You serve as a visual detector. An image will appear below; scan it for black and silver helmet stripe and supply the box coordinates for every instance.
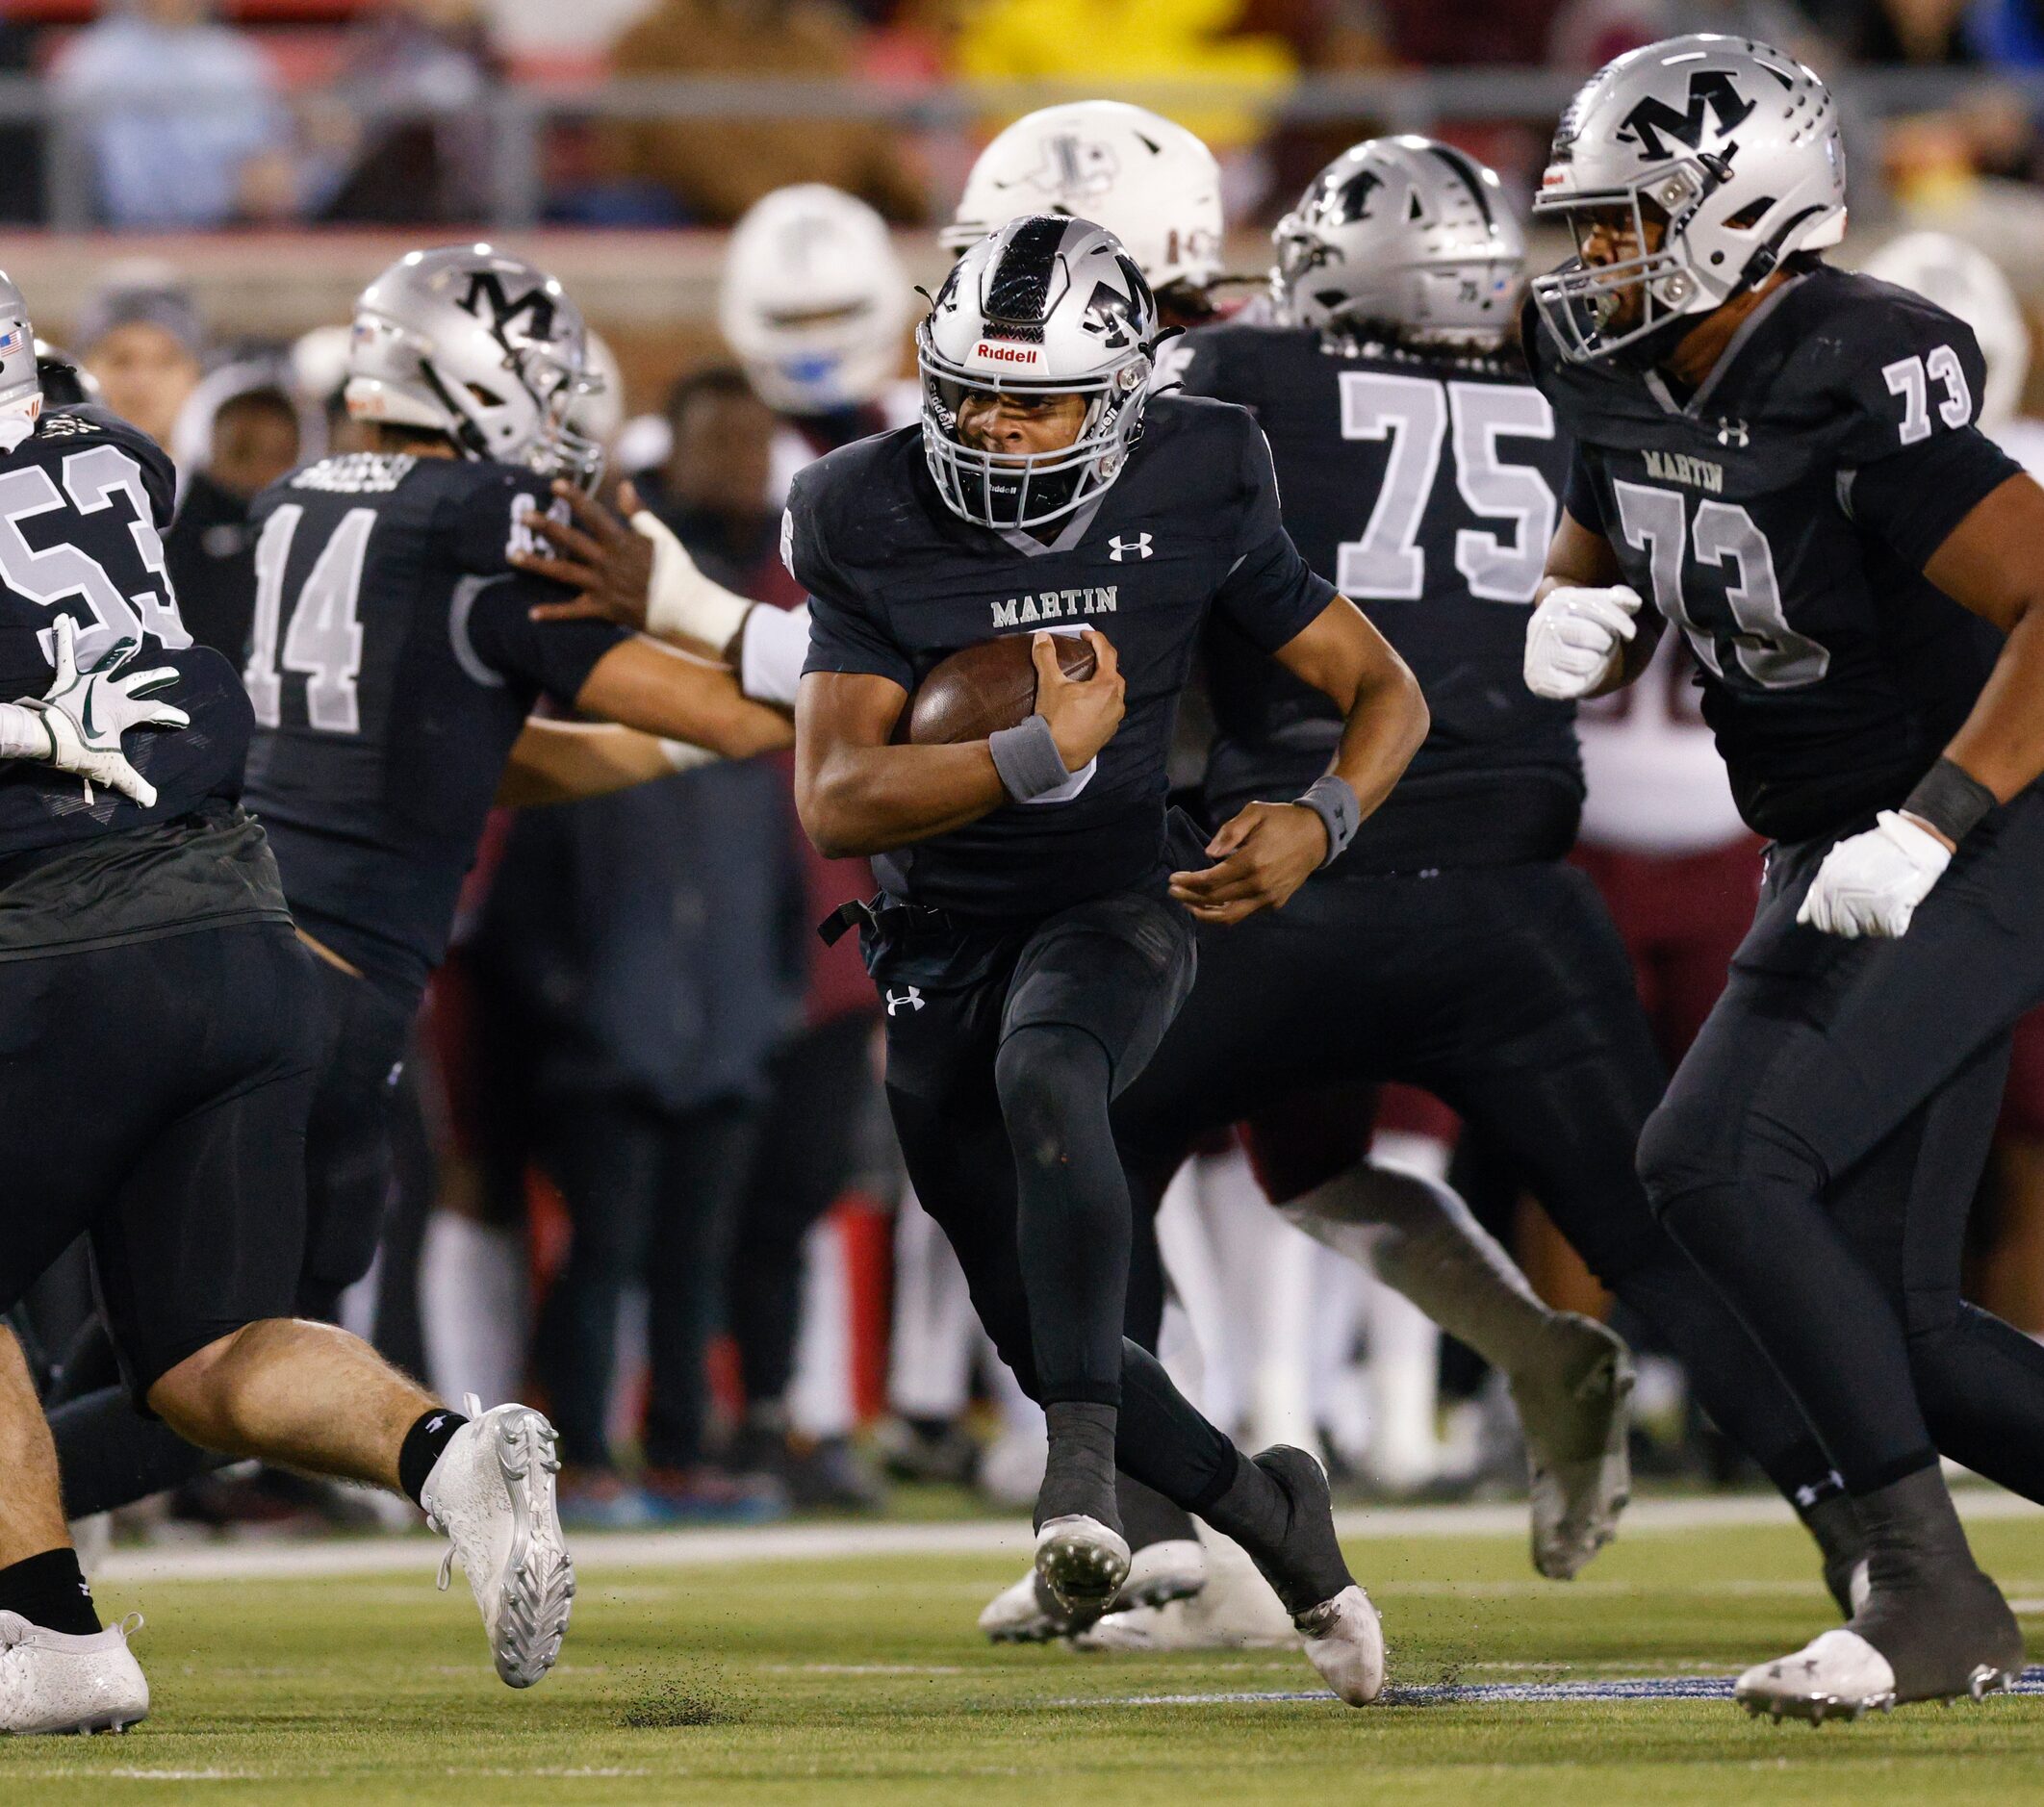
[1427,143,1495,229]
[982,216,1078,338]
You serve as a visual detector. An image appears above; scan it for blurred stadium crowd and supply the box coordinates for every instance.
[4,0,2044,229]
[10,0,2044,1540]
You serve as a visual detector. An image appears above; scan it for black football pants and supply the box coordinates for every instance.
[873,888,1264,1511]
[1111,859,1841,1505]
[1641,787,2044,1501]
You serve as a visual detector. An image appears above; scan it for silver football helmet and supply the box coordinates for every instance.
[919,215,1158,532]
[942,102,1223,302]
[1530,35,1846,364]
[1271,136,1524,345]
[345,244,604,487]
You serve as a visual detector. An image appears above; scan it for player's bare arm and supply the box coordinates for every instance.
[1526,508,1661,700]
[495,717,718,808]
[1169,598,1426,926]
[573,634,792,758]
[795,627,1124,859]
[1917,472,2044,823]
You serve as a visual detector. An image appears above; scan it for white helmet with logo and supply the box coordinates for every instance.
[1272,136,1524,344]
[943,101,1223,301]
[919,215,1158,531]
[346,243,603,486]
[720,184,912,417]
[1530,35,1846,364]
[1861,231,2029,434]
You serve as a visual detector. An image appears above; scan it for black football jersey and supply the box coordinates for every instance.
[1175,322,1581,869]
[1527,266,2020,844]
[241,452,626,992]
[792,394,1336,917]
[0,405,252,860]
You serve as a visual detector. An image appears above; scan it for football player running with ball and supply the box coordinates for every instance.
[1526,34,2044,1718]
[790,215,1428,1703]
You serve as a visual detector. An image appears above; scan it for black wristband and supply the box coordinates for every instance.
[1295,775,1361,868]
[1902,757,1998,845]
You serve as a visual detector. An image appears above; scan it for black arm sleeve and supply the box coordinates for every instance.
[461,573,627,707]
[1845,427,2024,573]
[1212,418,1339,651]
[1563,446,1607,531]
[787,478,913,690]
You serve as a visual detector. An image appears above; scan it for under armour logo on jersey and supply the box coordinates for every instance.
[1109,533,1153,562]
[885,986,925,1016]
[1716,417,1750,447]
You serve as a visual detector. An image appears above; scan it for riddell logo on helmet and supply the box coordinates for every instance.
[974,343,1043,367]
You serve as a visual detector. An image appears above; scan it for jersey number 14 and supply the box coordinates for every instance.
[244,504,372,733]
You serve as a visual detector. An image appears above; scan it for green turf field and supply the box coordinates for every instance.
[8,1504,2044,1805]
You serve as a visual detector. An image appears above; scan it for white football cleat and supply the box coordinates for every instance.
[421,1395,575,1689]
[1509,1313,1634,1580]
[0,1611,148,1735]
[1735,1629,1900,1723]
[1294,1585,1386,1706]
[1078,1536,1294,1652]
[981,1536,1207,1644]
[1034,1514,1130,1615]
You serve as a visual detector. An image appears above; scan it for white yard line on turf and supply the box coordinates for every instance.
[93,1489,2044,1586]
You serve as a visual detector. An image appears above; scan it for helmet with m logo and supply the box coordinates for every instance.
[1530,36,1845,365]
[345,244,605,488]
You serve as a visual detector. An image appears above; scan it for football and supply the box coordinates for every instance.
[906,631,1098,745]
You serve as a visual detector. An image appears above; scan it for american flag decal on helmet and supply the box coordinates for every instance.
[0,328,25,356]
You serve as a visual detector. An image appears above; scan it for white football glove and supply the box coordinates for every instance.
[1524,584,1643,700]
[8,615,190,808]
[629,505,754,649]
[1796,811,1953,940]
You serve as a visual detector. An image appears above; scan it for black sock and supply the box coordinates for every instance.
[0,1547,101,1636]
[397,1406,470,1507]
[1037,1400,1120,1531]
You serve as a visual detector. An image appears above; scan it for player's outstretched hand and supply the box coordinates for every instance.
[1796,809,1953,939]
[514,480,655,630]
[1169,801,1326,926]
[1034,628,1124,771]
[15,615,189,808]
[1524,583,1642,700]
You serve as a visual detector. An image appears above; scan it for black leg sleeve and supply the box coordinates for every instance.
[48,1384,225,1518]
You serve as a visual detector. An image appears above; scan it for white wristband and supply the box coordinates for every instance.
[740,602,809,707]
[631,508,754,648]
[0,700,52,760]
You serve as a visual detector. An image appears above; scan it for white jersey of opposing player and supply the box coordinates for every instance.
[1994,414,2044,478]
[1576,629,1750,855]
[765,378,920,507]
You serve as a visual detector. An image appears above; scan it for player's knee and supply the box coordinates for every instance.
[1634,1092,1726,1216]
[994,1026,1109,1171]
[145,1319,281,1447]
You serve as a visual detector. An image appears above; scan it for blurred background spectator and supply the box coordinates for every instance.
[51,0,292,228]
[601,0,924,223]
[73,271,208,449]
